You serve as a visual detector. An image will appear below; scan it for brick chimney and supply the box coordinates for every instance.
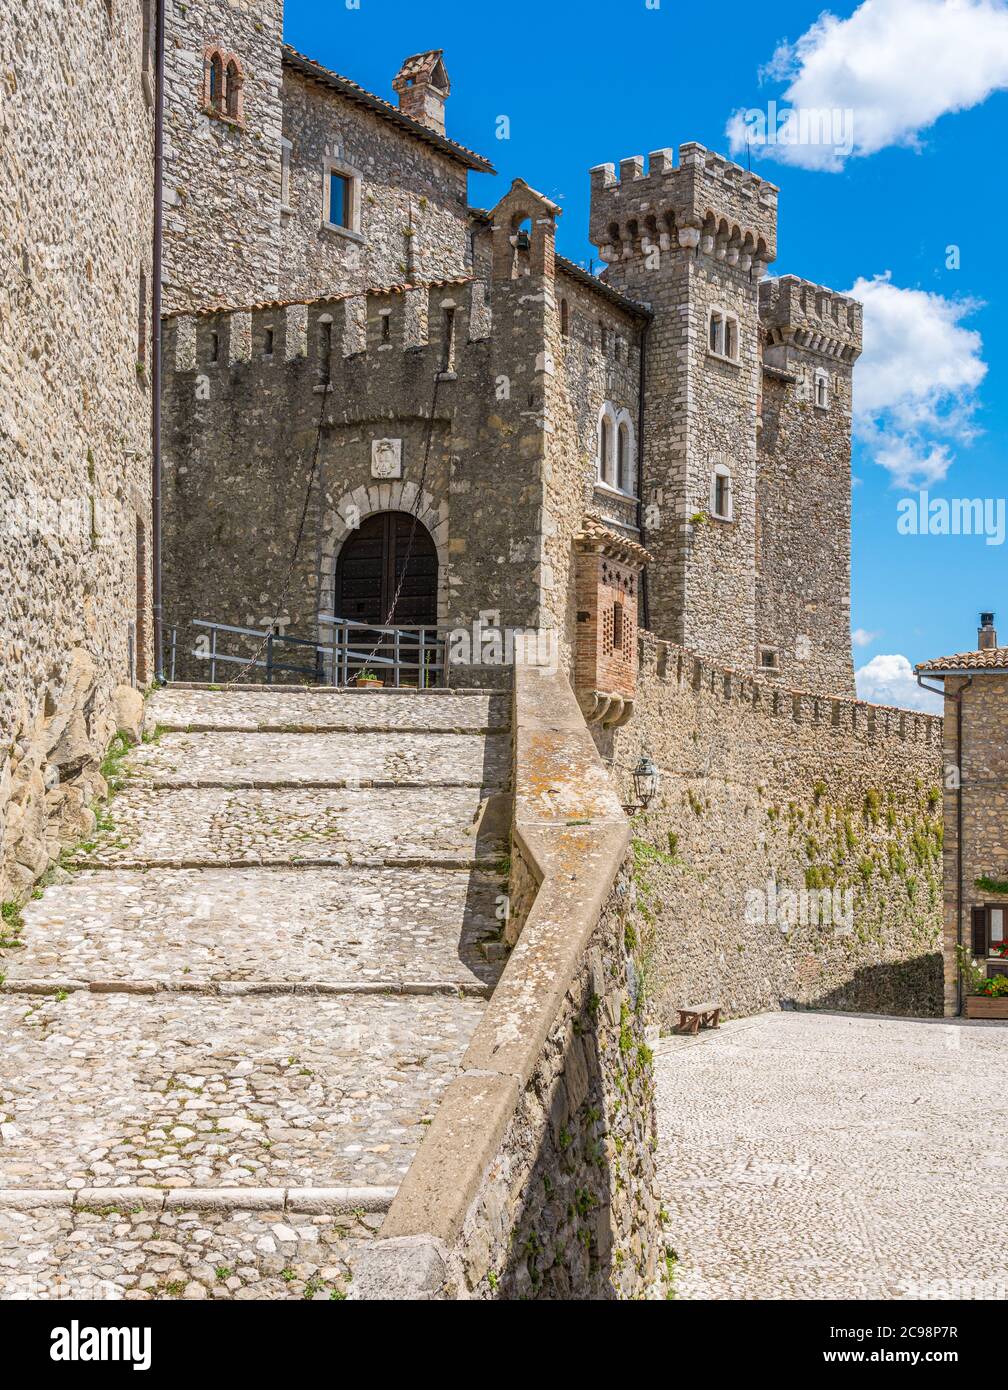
[392,51,450,135]
[979,611,997,649]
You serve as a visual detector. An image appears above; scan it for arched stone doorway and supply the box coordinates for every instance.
[334,510,438,627]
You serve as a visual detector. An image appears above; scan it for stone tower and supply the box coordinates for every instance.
[589,145,778,672]
[757,276,862,695]
[162,0,285,313]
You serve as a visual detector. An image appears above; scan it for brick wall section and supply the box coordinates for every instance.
[596,634,945,1024]
[574,545,639,701]
[349,662,667,1299]
[941,674,1008,1014]
[0,0,154,901]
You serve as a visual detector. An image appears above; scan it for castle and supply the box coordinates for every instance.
[158,0,863,701]
[4,0,946,1032]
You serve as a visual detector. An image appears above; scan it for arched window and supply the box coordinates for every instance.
[225,60,241,118]
[208,53,223,112]
[598,411,613,485]
[617,421,629,491]
[814,369,830,409]
[204,49,244,123]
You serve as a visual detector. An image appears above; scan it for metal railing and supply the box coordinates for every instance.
[161,617,445,687]
[317,613,444,688]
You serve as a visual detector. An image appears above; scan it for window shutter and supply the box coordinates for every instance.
[972,906,987,956]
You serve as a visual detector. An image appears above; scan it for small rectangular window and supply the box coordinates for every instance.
[758,647,778,670]
[328,171,351,228]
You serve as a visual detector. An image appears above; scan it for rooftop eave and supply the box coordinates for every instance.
[281,45,495,174]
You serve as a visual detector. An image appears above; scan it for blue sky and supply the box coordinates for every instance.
[286,0,1008,709]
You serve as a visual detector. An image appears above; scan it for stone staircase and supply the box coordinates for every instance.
[0,685,511,1300]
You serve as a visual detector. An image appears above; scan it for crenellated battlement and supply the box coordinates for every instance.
[162,277,491,377]
[640,633,943,751]
[589,142,778,273]
[760,275,863,363]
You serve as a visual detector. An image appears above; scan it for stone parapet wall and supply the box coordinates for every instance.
[350,661,667,1299]
[596,634,945,1023]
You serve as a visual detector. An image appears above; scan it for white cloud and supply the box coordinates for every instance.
[727,0,1008,170]
[848,273,986,487]
[855,653,944,711]
[852,627,880,647]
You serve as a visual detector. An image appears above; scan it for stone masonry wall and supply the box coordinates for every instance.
[1,0,154,902]
[595,635,945,1025]
[278,69,471,301]
[757,276,862,696]
[162,0,285,313]
[942,674,1008,1014]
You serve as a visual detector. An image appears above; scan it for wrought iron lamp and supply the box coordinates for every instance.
[631,754,660,810]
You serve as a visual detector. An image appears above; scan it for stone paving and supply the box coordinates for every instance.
[0,991,482,1190]
[6,867,501,990]
[126,730,510,788]
[655,1011,1008,1300]
[70,785,504,869]
[0,685,509,1299]
[149,686,510,733]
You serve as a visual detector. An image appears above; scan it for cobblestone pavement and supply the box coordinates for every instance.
[8,867,501,989]
[148,686,510,733]
[0,686,509,1299]
[655,1011,1008,1300]
[70,785,504,869]
[126,730,510,788]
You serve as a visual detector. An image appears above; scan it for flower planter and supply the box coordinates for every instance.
[965,995,1008,1020]
[355,676,383,689]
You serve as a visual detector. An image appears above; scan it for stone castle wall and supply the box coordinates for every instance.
[595,635,945,1024]
[942,674,1008,1014]
[1,0,154,902]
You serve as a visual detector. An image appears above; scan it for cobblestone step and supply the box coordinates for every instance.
[1,684,513,1300]
[0,1198,380,1300]
[2,866,503,993]
[0,992,484,1193]
[69,785,508,869]
[127,730,510,789]
[148,685,510,734]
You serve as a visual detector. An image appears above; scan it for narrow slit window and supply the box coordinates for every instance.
[441,307,456,371]
[263,327,274,356]
[280,139,292,208]
[208,55,223,112]
[599,416,612,484]
[560,297,569,338]
[617,423,629,492]
[613,602,624,654]
[137,270,147,367]
[209,331,219,363]
[381,312,391,344]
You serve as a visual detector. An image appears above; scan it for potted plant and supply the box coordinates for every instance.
[355,667,382,689]
[956,945,1008,1019]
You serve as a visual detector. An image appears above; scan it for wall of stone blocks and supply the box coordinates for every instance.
[278,70,472,301]
[595,635,946,1025]
[161,0,285,314]
[451,855,667,1299]
[941,674,1008,1015]
[0,0,154,901]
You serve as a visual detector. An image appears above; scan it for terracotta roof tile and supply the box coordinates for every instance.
[916,648,1008,674]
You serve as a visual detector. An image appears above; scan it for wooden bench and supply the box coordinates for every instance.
[675,1003,721,1035]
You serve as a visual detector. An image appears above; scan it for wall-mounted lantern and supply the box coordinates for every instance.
[632,754,660,810]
